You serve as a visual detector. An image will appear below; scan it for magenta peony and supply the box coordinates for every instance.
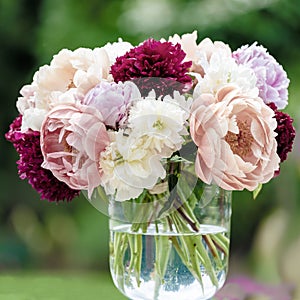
[40,104,110,197]
[190,85,280,191]
[5,115,80,202]
[110,39,192,97]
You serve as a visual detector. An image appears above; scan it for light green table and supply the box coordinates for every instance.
[0,272,127,300]
[2,272,290,299]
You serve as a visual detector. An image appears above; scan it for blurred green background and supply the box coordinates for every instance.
[1,0,300,299]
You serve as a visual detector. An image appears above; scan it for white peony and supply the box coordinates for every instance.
[102,38,133,65]
[128,94,189,157]
[100,131,166,201]
[193,52,258,98]
[21,107,48,132]
[162,91,192,121]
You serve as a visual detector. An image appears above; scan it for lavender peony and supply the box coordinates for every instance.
[233,43,289,109]
[83,81,141,129]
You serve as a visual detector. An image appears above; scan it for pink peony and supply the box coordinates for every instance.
[190,85,280,191]
[197,37,232,62]
[41,104,110,197]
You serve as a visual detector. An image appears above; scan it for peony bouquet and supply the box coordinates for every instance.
[6,31,295,297]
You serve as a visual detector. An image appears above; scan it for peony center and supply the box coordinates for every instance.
[67,79,76,89]
[114,150,124,165]
[63,140,73,153]
[62,132,73,153]
[225,120,253,158]
[153,119,164,130]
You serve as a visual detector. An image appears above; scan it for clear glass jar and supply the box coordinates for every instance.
[108,179,232,300]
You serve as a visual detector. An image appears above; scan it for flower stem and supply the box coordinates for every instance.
[176,206,199,232]
[210,233,230,256]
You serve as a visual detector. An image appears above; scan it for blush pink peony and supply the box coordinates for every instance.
[41,104,110,197]
[190,85,280,191]
[168,31,231,76]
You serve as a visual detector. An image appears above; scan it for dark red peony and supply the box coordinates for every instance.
[5,115,80,202]
[268,103,296,176]
[110,39,192,97]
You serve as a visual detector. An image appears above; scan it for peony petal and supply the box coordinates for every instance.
[195,152,213,184]
[197,129,217,169]
[251,118,265,146]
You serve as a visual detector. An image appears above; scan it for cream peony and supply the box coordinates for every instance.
[190,85,280,191]
[50,47,111,98]
[17,47,111,132]
[41,103,110,198]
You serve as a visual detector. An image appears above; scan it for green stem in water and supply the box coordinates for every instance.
[113,232,129,291]
[168,213,205,289]
[169,235,204,290]
[203,235,223,269]
[193,236,219,287]
[154,234,172,299]
[126,233,143,287]
[135,234,143,286]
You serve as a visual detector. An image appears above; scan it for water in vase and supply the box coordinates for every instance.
[110,224,229,300]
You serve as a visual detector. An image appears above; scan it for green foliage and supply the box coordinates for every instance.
[36,0,130,62]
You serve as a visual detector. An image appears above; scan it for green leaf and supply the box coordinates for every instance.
[169,155,192,164]
[253,183,263,200]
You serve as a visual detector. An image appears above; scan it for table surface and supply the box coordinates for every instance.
[0,271,127,300]
[0,271,294,300]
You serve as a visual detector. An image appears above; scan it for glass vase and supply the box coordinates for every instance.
[108,174,232,300]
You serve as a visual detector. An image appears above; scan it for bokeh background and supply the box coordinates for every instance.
[1,0,300,299]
